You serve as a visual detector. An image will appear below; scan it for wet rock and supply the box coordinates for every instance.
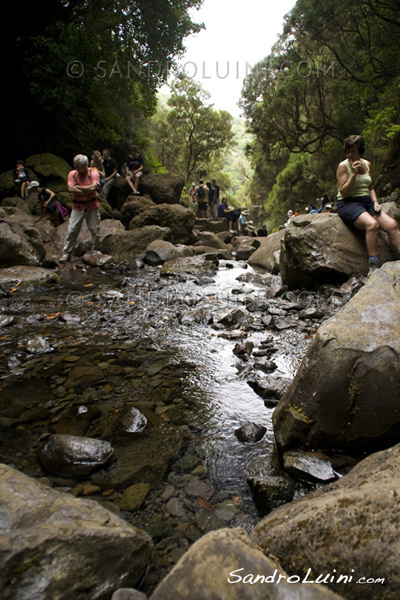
[232,340,254,356]
[91,425,187,489]
[247,376,292,406]
[119,483,151,511]
[64,365,106,389]
[251,443,400,600]
[150,528,342,600]
[273,262,400,455]
[0,463,152,600]
[271,316,298,331]
[234,422,267,443]
[38,434,114,477]
[144,240,182,266]
[55,405,95,436]
[119,407,148,433]
[190,245,232,260]
[0,315,15,328]
[166,497,187,518]
[283,451,338,483]
[184,478,213,501]
[253,360,278,373]
[26,336,54,354]
[218,308,251,328]
[246,475,296,516]
[0,266,60,290]
[82,250,115,268]
[180,308,213,325]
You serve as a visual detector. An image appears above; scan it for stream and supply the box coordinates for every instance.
[0,257,344,593]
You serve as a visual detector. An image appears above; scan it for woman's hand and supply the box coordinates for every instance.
[374,201,382,214]
[351,160,364,174]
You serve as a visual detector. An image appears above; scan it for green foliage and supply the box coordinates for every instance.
[240,0,400,220]
[2,0,204,166]
[149,76,235,183]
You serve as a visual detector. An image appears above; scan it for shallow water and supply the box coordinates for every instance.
[0,257,320,589]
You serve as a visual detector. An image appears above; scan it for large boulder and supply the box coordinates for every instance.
[0,210,46,267]
[150,528,342,600]
[0,463,153,600]
[273,261,400,456]
[144,240,183,266]
[193,231,231,250]
[25,153,71,192]
[138,173,185,205]
[280,213,396,288]
[248,230,286,273]
[128,204,195,245]
[251,443,400,600]
[120,195,157,227]
[102,225,173,263]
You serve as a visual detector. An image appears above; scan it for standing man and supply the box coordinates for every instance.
[125,145,144,195]
[207,181,217,218]
[211,179,220,217]
[101,148,117,202]
[195,179,207,218]
[59,154,101,263]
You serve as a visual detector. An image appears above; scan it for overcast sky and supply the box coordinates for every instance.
[162,0,297,117]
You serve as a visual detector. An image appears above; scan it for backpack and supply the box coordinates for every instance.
[197,185,205,199]
[73,167,93,184]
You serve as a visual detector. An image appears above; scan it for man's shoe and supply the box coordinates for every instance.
[59,254,71,263]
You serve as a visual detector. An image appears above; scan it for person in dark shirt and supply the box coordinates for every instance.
[257,224,268,237]
[207,181,217,218]
[101,148,117,201]
[125,145,144,195]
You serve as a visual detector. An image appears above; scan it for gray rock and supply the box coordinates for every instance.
[283,450,338,483]
[112,590,148,600]
[145,240,181,265]
[248,230,286,273]
[273,262,400,455]
[235,422,267,443]
[251,443,400,600]
[0,463,152,600]
[38,434,114,477]
[246,474,296,516]
[150,528,343,600]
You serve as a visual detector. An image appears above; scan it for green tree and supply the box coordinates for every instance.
[2,0,204,166]
[149,76,235,183]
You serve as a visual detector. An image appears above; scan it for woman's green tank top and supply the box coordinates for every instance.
[337,159,372,200]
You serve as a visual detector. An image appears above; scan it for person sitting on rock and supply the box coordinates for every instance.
[218,197,239,232]
[336,134,400,274]
[100,148,118,203]
[27,180,69,226]
[125,145,144,195]
[257,224,268,237]
[13,160,30,199]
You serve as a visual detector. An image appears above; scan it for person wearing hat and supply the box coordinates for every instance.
[285,210,294,227]
[28,181,69,226]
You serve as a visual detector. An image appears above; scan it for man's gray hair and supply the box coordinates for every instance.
[73,154,89,167]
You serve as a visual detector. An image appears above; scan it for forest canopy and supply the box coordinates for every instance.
[240,0,400,230]
[1,0,204,167]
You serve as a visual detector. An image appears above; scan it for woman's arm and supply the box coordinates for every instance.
[336,162,357,198]
[367,161,381,212]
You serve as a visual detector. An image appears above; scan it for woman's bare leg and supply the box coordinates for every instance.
[353,212,380,257]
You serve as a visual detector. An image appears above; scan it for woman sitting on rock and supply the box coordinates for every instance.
[336,134,400,273]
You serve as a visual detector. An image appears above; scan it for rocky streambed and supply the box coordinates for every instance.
[0,256,361,594]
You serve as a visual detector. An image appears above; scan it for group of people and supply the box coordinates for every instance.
[13,134,400,272]
[187,179,268,237]
[188,179,220,219]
